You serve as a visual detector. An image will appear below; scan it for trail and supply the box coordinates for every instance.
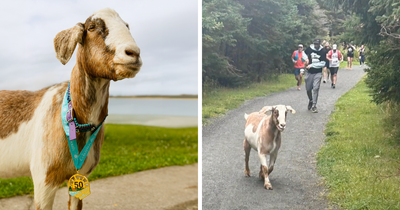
[202,66,366,209]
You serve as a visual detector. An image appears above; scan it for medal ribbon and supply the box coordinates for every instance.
[61,83,105,170]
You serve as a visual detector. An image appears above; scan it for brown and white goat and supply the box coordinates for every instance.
[243,105,295,190]
[0,8,142,210]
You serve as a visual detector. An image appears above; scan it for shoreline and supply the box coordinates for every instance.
[109,96,198,100]
[105,114,198,128]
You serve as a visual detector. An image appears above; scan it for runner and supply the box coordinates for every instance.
[326,44,343,89]
[359,45,365,65]
[346,43,355,69]
[322,42,331,83]
[291,44,308,90]
[304,39,327,113]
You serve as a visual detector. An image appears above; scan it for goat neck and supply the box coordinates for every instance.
[69,64,110,126]
[267,115,279,133]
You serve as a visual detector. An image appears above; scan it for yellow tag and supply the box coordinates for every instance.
[68,174,91,200]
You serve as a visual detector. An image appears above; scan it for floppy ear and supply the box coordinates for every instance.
[259,106,275,114]
[54,23,85,65]
[286,106,296,114]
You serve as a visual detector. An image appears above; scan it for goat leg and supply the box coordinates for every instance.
[268,151,278,175]
[243,139,251,177]
[258,153,273,190]
[68,194,83,210]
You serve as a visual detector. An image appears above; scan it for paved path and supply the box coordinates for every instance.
[0,164,198,210]
[202,66,366,210]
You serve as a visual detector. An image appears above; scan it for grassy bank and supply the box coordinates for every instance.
[0,125,198,198]
[202,74,295,124]
[317,79,400,209]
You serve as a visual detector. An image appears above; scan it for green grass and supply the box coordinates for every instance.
[317,78,400,210]
[202,74,295,124]
[0,125,198,198]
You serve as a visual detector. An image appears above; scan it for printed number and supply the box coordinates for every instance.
[74,181,84,189]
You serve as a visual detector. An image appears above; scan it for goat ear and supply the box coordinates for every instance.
[54,23,85,65]
[286,106,296,114]
[259,106,273,114]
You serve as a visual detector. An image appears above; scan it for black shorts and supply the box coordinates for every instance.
[347,54,354,58]
[329,67,339,75]
[324,61,329,68]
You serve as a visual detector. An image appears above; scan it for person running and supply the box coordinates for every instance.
[322,41,331,83]
[346,43,355,69]
[359,45,365,65]
[304,39,327,113]
[326,44,343,89]
[291,44,308,90]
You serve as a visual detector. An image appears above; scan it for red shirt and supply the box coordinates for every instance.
[291,50,306,68]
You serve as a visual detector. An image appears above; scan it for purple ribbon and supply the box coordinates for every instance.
[66,101,77,141]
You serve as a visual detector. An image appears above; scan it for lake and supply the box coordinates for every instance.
[108,98,198,117]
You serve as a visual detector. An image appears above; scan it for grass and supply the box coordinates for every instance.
[202,74,295,124]
[0,125,198,198]
[317,78,400,210]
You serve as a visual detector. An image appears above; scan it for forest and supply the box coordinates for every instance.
[203,0,400,108]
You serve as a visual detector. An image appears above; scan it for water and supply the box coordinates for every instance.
[108,98,198,117]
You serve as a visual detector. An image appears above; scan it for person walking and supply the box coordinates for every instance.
[291,44,308,90]
[346,43,355,69]
[326,44,343,89]
[304,39,327,113]
[359,45,365,65]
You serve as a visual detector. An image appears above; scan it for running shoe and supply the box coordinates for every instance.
[311,106,318,113]
[308,101,313,110]
[332,84,335,89]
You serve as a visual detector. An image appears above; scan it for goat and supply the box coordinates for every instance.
[0,8,142,210]
[243,105,295,190]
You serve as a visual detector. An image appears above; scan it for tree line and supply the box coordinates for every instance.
[204,0,400,105]
[320,0,400,106]
[202,0,327,89]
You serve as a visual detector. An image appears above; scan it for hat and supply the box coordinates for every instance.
[332,44,337,50]
[313,39,321,45]
[298,44,303,48]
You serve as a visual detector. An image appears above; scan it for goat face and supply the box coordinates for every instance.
[54,8,142,81]
[259,105,296,132]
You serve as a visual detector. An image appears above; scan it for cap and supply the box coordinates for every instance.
[298,44,303,48]
[313,39,321,45]
[332,44,337,50]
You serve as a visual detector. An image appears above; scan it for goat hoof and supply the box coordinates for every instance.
[264,184,273,190]
[244,170,250,177]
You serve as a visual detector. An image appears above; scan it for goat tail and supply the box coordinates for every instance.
[244,113,249,120]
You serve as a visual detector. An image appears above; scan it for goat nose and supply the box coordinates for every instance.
[280,123,286,127]
[125,48,140,58]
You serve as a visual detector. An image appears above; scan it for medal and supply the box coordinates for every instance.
[61,83,107,201]
[68,172,91,200]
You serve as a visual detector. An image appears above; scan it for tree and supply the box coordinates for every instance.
[202,0,326,88]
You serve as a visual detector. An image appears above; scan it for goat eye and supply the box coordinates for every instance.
[88,25,95,32]
[126,24,129,29]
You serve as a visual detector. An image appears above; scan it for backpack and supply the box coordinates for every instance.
[294,51,306,62]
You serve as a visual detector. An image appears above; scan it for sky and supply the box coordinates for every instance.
[0,0,198,96]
